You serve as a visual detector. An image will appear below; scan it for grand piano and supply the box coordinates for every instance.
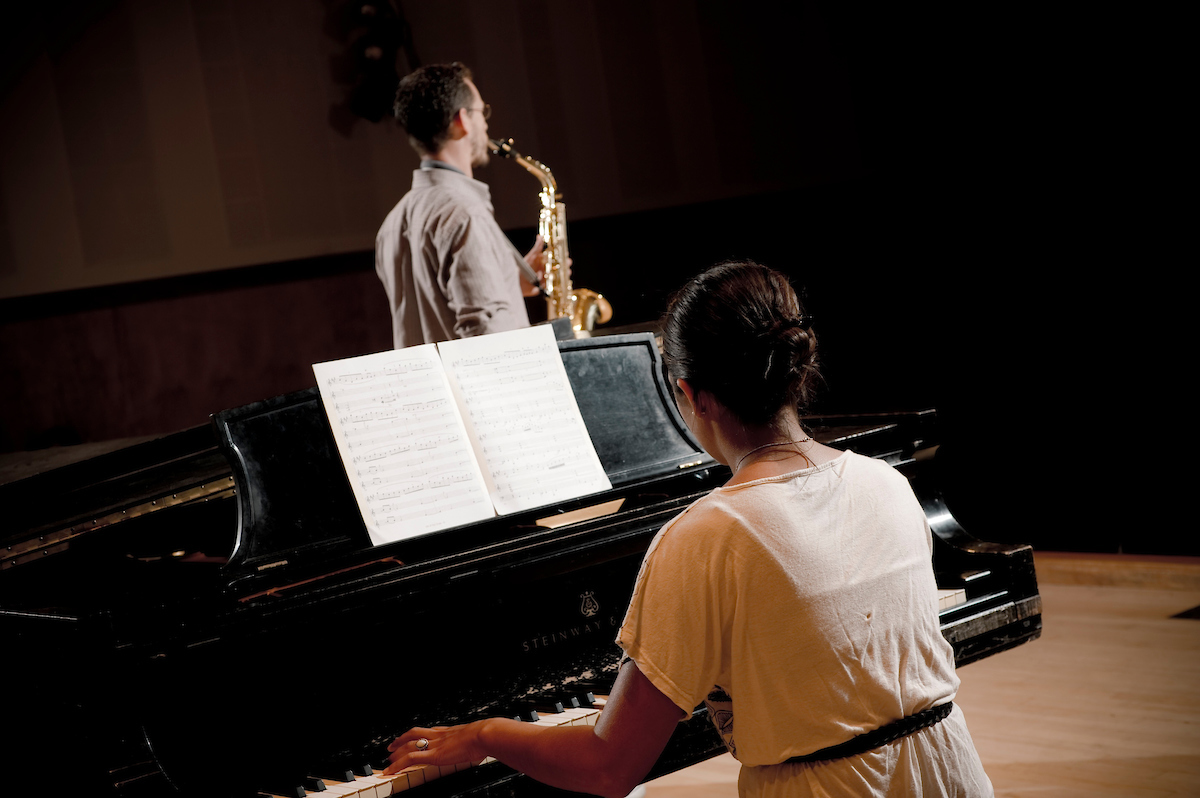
[2,331,1041,798]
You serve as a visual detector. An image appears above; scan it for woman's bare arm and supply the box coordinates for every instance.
[384,660,683,798]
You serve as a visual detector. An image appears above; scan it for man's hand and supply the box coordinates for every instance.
[521,235,547,297]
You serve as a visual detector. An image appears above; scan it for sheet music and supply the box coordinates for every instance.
[313,345,494,546]
[437,325,612,515]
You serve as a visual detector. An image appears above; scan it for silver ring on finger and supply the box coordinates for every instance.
[416,737,429,751]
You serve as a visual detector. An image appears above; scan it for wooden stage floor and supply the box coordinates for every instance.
[641,553,1200,797]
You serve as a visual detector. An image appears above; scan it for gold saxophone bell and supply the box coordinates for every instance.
[489,137,612,332]
[571,289,613,330]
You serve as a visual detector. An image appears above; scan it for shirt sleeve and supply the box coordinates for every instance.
[438,208,526,338]
[617,505,732,718]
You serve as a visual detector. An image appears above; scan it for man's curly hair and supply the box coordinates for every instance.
[393,62,475,156]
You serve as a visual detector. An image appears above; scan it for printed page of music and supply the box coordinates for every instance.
[437,325,612,515]
[313,345,494,546]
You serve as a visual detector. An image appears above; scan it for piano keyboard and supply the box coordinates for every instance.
[259,701,603,797]
[259,590,969,798]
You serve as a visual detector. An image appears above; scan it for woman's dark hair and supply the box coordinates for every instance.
[393,62,475,155]
[661,260,820,426]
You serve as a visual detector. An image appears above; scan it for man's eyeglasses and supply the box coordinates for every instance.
[464,103,491,120]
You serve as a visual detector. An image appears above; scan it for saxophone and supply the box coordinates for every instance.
[489,137,612,332]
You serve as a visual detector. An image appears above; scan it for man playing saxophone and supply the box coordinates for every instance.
[376,62,544,348]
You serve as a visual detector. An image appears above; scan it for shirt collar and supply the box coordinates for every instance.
[412,165,492,209]
[420,159,467,176]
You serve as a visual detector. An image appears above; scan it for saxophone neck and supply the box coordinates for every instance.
[489,137,558,196]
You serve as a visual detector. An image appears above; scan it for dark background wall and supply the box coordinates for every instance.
[0,2,1166,553]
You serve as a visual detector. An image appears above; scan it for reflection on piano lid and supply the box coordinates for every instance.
[1,333,1040,798]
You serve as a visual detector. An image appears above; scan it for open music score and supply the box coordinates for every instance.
[313,326,611,546]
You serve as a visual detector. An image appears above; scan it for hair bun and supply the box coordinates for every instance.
[759,317,813,358]
[760,320,813,377]
[661,260,822,425]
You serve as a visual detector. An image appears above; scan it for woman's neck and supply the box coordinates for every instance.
[722,414,841,486]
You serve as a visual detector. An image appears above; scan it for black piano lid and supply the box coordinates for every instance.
[213,332,715,585]
[0,424,234,572]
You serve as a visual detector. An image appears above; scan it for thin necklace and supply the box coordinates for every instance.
[734,437,813,472]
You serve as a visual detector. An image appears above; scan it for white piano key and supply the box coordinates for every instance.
[532,711,571,726]
[346,772,391,798]
[319,779,372,797]
[363,772,393,797]
[570,707,601,725]
[322,768,410,798]
[937,587,967,610]
[530,706,603,731]
[409,764,433,786]
[385,764,427,790]
[390,767,422,792]
[372,768,409,795]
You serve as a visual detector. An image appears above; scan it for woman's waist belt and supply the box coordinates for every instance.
[784,701,954,765]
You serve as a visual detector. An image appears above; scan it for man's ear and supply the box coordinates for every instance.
[447,109,468,140]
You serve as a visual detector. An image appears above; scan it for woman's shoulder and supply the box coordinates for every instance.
[651,491,751,551]
[840,448,914,483]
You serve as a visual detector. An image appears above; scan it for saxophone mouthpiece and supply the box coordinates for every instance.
[489,137,515,158]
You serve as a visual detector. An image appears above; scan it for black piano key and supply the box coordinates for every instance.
[312,759,371,781]
[533,698,566,715]
[313,767,355,783]
[492,702,540,722]
[549,689,594,707]
[303,776,326,792]
[569,680,614,704]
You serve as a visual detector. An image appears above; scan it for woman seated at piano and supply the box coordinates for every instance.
[385,261,993,797]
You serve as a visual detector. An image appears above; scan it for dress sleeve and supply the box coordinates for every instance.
[616,505,732,717]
